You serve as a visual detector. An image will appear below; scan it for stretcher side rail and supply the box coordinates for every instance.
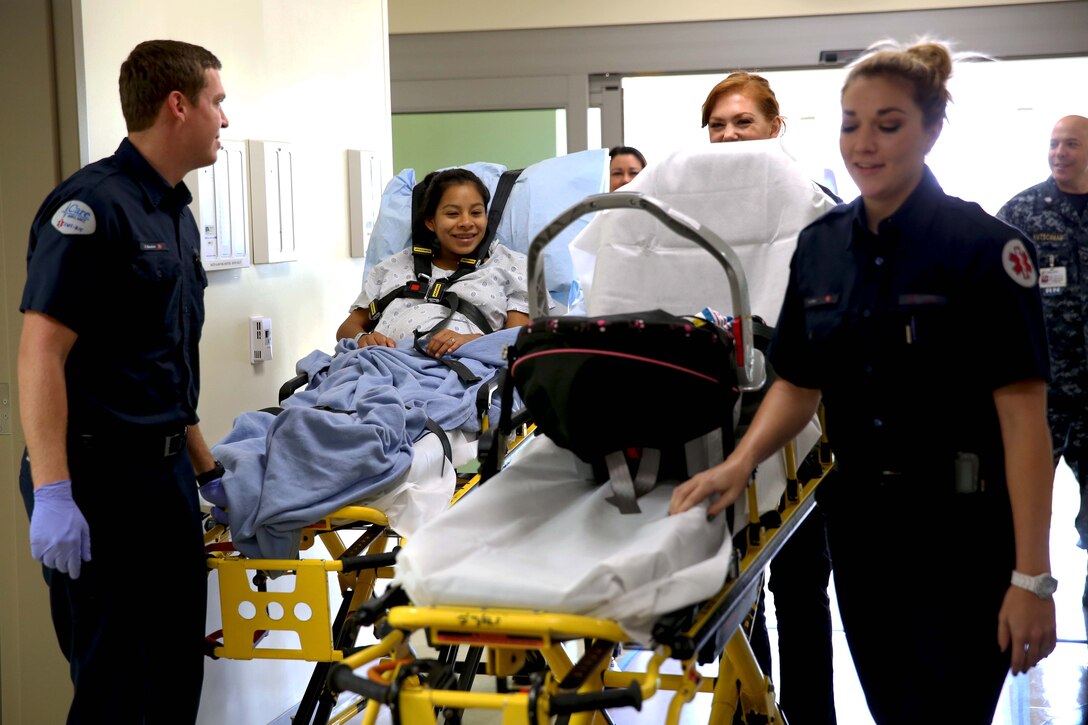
[662,459,829,665]
[477,369,534,480]
[278,372,308,404]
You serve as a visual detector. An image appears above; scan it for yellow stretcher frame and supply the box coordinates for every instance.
[325,424,833,725]
[201,420,537,723]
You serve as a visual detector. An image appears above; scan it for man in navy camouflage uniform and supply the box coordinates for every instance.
[998,115,1088,607]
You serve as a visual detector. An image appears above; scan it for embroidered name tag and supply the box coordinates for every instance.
[898,294,948,305]
[803,293,839,307]
[50,200,96,236]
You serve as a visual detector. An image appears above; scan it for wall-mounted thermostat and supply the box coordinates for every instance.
[250,315,273,364]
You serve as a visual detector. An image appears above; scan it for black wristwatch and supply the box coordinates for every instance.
[196,460,225,487]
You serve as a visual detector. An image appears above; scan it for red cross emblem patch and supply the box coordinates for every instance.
[1002,239,1037,288]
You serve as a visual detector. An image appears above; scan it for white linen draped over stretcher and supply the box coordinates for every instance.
[212,328,519,560]
[396,143,835,639]
[395,436,732,644]
[570,138,838,326]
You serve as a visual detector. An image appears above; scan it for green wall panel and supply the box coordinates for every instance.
[392,109,560,176]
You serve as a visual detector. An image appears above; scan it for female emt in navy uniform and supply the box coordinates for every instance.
[18,40,227,723]
[672,39,1058,724]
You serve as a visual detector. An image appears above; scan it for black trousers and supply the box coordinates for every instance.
[749,503,837,725]
[20,441,207,725]
[819,473,1013,725]
[1048,402,1088,551]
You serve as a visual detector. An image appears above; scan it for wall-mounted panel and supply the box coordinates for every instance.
[187,140,251,271]
[347,149,382,258]
[249,140,297,264]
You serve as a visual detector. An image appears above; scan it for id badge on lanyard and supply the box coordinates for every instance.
[1039,265,1067,296]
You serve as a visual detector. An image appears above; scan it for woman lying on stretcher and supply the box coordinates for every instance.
[335,168,531,358]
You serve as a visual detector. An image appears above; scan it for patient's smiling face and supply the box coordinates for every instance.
[426,183,488,269]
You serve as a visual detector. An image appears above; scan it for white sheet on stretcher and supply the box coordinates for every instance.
[395,435,728,643]
[395,425,818,643]
[570,138,839,326]
[361,429,475,537]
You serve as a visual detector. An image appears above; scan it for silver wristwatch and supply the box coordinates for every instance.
[1010,570,1058,599]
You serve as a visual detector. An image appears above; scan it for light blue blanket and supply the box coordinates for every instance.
[213,328,519,560]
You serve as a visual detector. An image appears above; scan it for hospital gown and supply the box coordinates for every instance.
[351,242,529,340]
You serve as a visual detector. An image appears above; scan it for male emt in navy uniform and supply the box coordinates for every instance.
[998,115,1088,610]
[18,40,227,723]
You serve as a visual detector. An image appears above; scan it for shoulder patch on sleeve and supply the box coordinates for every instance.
[49,200,97,236]
[1001,238,1037,288]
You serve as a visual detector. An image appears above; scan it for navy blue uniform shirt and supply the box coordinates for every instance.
[998,177,1088,403]
[770,167,1050,485]
[21,138,207,432]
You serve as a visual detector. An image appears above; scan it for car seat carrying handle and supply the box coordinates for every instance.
[526,191,766,391]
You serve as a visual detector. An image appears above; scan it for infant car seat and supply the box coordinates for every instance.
[490,192,766,513]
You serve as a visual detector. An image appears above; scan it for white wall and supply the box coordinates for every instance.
[80,0,392,446]
[388,0,1075,33]
[76,1,391,721]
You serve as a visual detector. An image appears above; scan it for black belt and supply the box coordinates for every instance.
[75,427,188,457]
[834,454,1000,495]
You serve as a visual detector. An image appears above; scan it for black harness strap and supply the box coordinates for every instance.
[313,404,453,468]
[313,405,356,415]
[424,285,494,335]
[368,168,524,329]
[422,418,453,474]
[473,168,522,264]
[411,297,482,384]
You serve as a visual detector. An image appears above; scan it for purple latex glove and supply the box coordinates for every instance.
[31,479,91,579]
[211,506,229,525]
[200,477,227,508]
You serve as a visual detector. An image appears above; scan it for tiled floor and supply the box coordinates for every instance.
[323,463,1087,725]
